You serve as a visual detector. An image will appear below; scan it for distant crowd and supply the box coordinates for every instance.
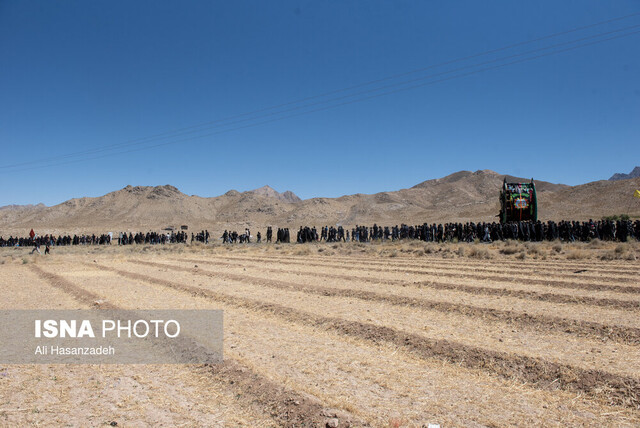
[1,219,639,251]
[0,230,190,248]
[283,219,640,244]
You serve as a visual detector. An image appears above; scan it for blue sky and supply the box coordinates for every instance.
[1,1,639,206]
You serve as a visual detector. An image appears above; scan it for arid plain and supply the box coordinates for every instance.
[1,239,639,426]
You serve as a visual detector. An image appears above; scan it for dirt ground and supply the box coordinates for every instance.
[0,239,639,427]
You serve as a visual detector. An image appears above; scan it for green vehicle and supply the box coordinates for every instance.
[499,178,538,223]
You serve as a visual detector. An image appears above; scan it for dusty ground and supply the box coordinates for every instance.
[0,239,639,427]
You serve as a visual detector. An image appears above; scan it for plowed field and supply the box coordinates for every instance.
[1,241,639,426]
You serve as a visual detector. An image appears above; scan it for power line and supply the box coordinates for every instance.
[2,12,639,169]
[3,27,638,174]
[5,29,640,172]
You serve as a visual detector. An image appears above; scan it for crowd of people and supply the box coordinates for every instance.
[1,233,113,248]
[221,228,252,243]
[268,219,640,244]
[118,230,190,245]
[1,219,639,251]
[0,230,190,248]
[336,219,640,243]
[192,230,210,244]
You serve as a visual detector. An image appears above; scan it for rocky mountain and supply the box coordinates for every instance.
[247,185,301,203]
[0,203,46,211]
[609,166,640,181]
[1,170,638,236]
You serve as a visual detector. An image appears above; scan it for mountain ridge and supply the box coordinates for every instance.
[609,166,640,181]
[1,170,638,235]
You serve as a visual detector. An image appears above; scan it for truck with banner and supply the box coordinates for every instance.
[499,178,538,223]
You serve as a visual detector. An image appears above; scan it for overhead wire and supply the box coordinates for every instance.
[2,13,639,172]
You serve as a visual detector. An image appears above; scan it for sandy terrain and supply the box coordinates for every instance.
[0,239,639,426]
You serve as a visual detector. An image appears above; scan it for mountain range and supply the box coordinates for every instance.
[1,170,639,235]
[609,166,640,181]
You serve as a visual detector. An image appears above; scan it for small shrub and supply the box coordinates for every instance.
[500,247,519,255]
[602,246,634,260]
[587,239,605,249]
[567,250,588,260]
[526,244,543,255]
[600,251,616,261]
[602,214,630,221]
[468,246,492,259]
[293,246,312,255]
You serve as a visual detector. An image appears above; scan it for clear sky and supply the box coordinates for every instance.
[1,1,639,206]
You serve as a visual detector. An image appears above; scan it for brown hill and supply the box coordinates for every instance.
[1,170,639,236]
[247,185,302,203]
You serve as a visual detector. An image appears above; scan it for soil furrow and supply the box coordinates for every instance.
[223,254,639,283]
[297,250,640,265]
[219,255,640,294]
[137,259,640,345]
[179,256,640,311]
[235,252,640,275]
[30,265,118,310]
[89,261,640,410]
[29,264,362,428]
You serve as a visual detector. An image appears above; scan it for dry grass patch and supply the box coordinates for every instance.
[601,245,638,261]
[587,239,606,249]
[500,246,520,255]
[498,240,524,256]
[292,246,313,256]
[423,244,436,254]
[566,250,589,260]
[525,243,544,257]
[467,246,492,259]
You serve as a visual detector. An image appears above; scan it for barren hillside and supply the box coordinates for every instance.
[1,170,639,236]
